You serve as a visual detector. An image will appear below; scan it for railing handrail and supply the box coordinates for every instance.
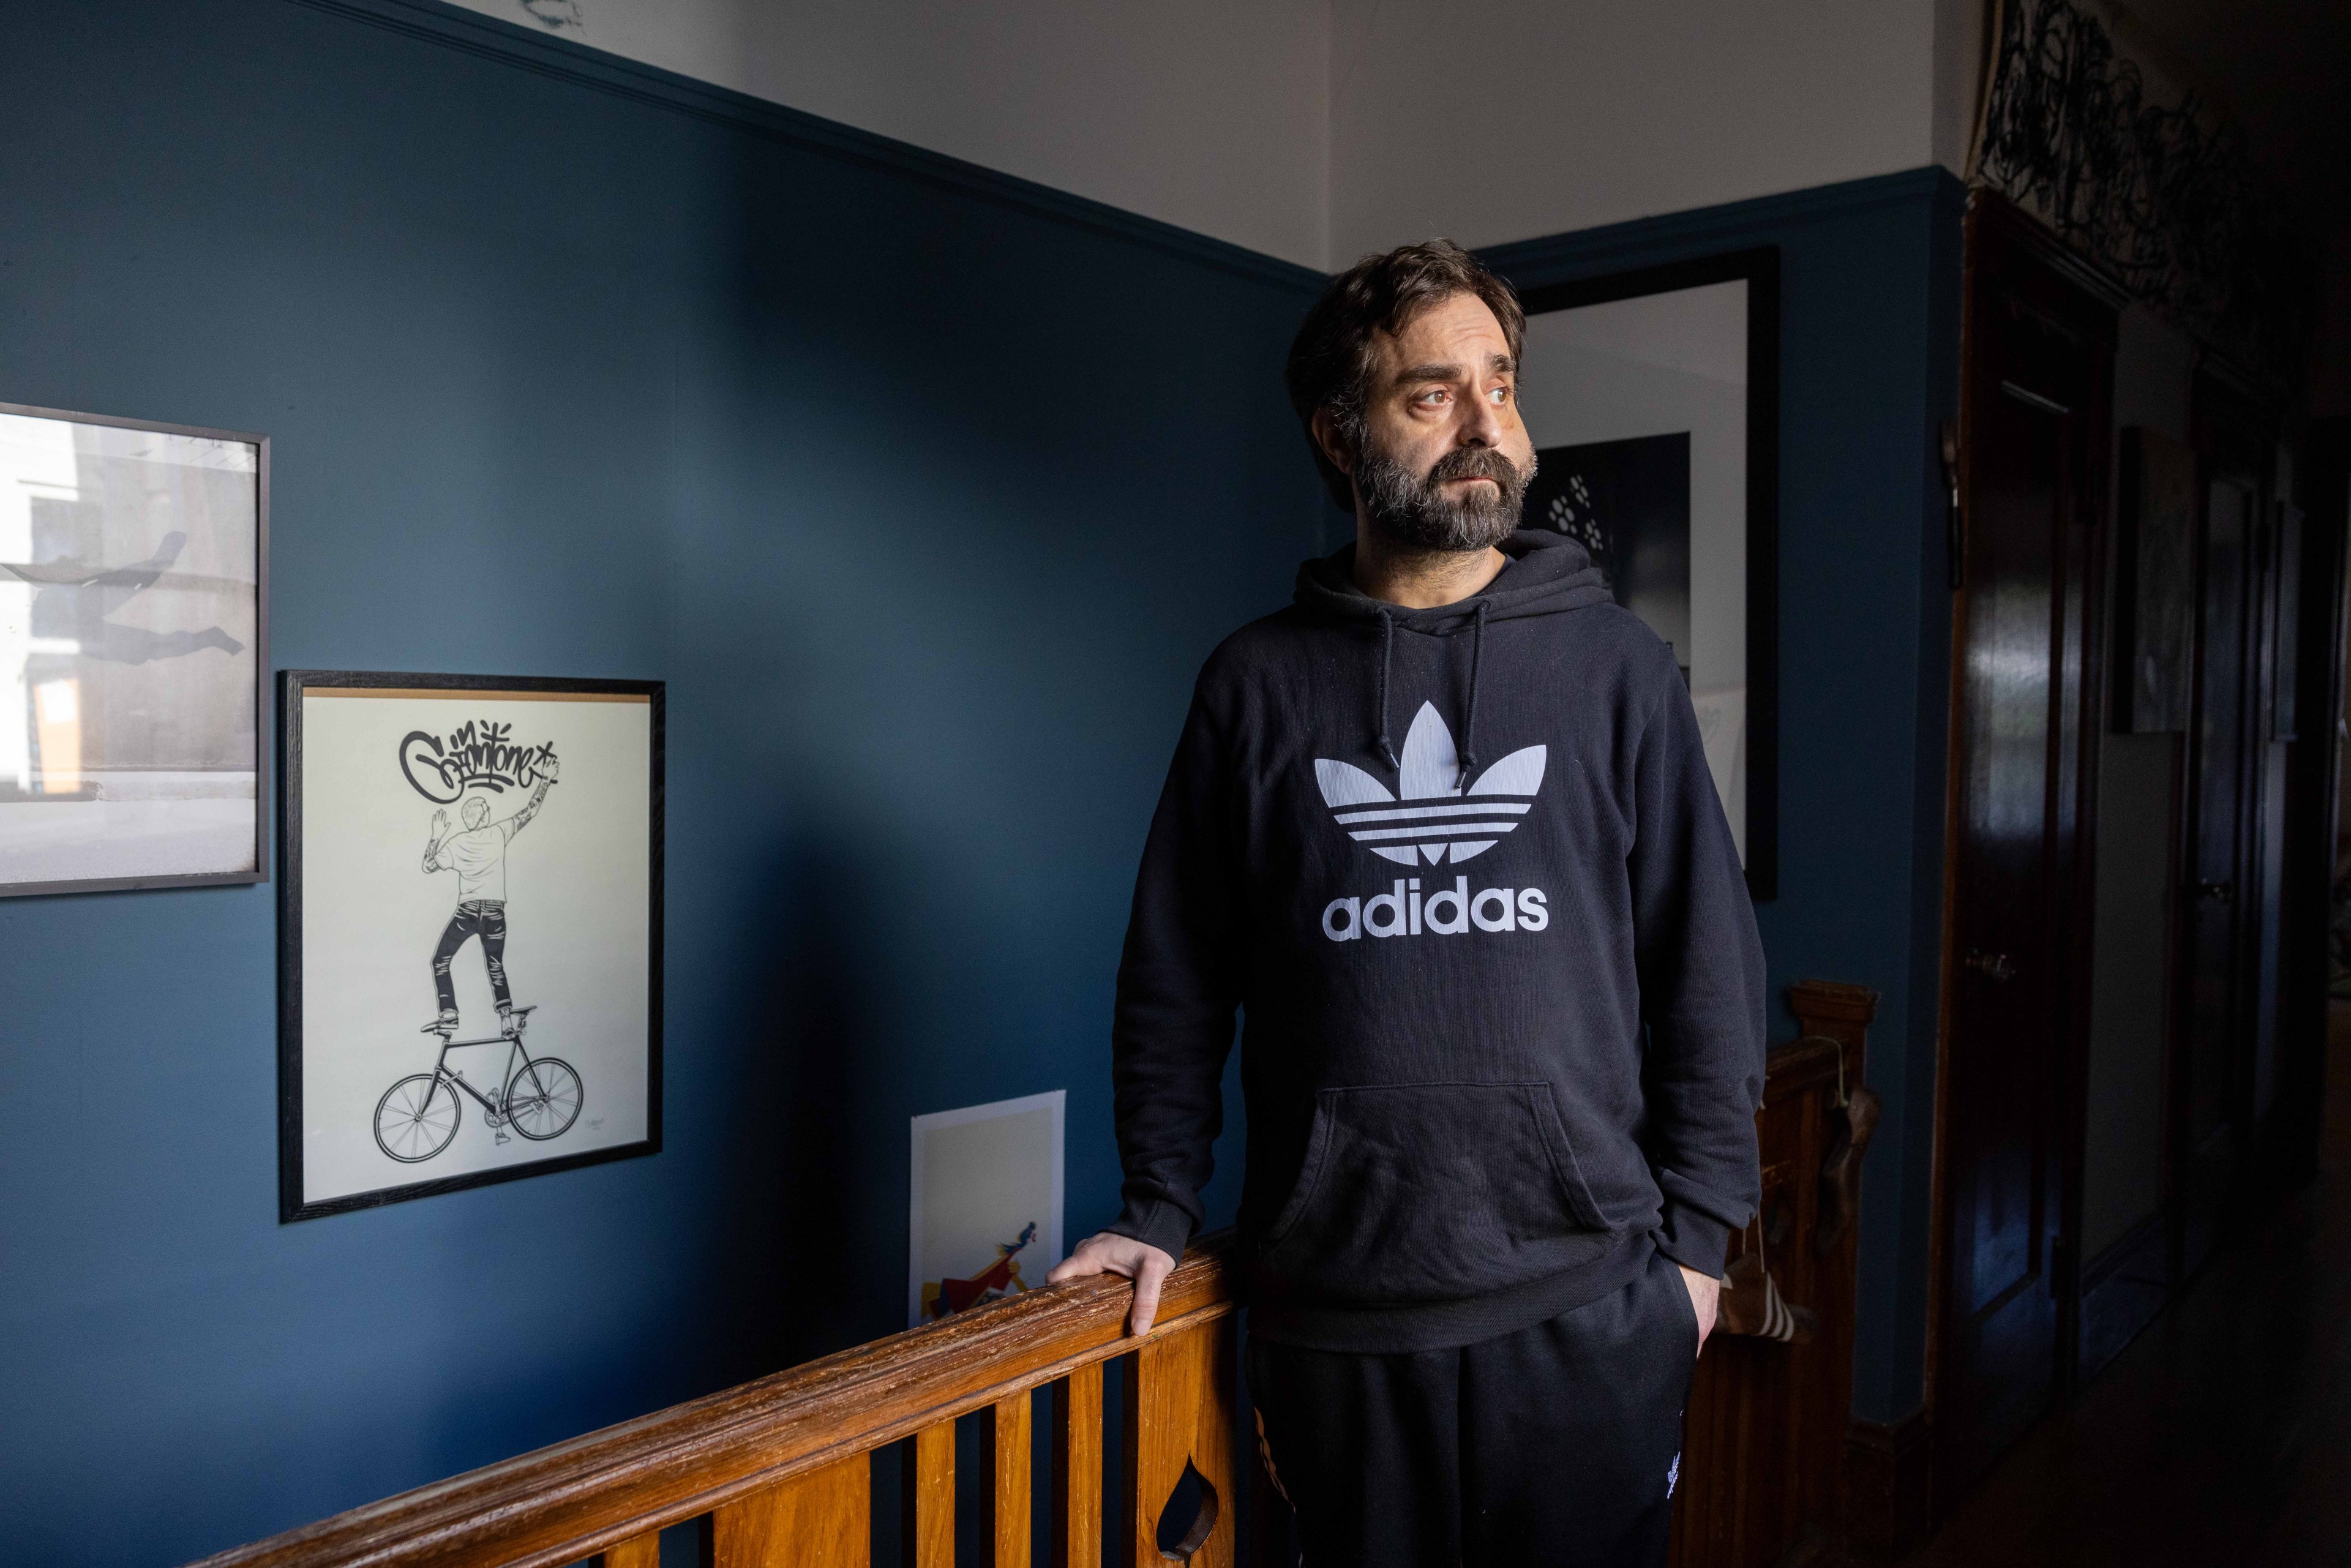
[189,1231,1238,1568]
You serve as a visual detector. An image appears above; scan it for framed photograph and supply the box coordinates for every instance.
[280,670,662,1221]
[2112,427,2196,734]
[0,402,267,897]
[907,1089,1065,1327]
[1514,249,1779,898]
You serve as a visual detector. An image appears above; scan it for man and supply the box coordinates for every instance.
[420,759,560,1038]
[1049,242,1764,1565]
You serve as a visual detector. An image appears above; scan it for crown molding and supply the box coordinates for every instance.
[279,0,1327,294]
[1480,167,1966,294]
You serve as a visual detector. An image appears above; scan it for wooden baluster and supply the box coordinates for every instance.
[713,1454,870,1568]
[594,1531,663,1568]
[1052,1363,1104,1568]
[901,1422,954,1568]
[1121,1318,1237,1568]
[981,1389,1033,1567]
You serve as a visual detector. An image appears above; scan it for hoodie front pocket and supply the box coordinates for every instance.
[1260,1082,1617,1307]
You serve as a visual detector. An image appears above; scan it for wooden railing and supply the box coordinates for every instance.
[190,1234,1240,1568]
[194,980,1878,1568]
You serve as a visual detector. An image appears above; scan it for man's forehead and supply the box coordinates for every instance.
[1379,294,1512,373]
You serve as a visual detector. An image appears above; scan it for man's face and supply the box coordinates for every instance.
[462,797,489,830]
[1334,291,1537,552]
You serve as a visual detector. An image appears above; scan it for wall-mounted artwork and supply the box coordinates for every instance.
[908,1089,1065,1327]
[1514,250,1779,898]
[2113,427,2196,733]
[0,403,266,897]
[280,670,662,1221]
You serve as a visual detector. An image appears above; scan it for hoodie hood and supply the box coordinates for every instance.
[1292,528,1613,780]
[1291,528,1613,631]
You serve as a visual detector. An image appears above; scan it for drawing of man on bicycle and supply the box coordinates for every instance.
[420,754,560,1039]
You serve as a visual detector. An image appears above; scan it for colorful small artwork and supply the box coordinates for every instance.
[908,1090,1064,1328]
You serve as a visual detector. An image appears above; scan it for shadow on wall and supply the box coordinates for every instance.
[704,820,901,1375]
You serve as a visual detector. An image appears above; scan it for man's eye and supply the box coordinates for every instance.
[1415,389,1448,407]
[1488,384,1512,404]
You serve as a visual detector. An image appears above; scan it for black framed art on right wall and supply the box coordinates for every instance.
[1515,247,1780,899]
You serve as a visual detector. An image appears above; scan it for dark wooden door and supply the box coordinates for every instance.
[2177,375,2270,1275]
[1936,205,2114,1504]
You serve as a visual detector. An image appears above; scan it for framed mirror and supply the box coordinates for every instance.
[1514,248,1779,899]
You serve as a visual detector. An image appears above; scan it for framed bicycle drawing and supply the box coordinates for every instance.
[279,670,663,1221]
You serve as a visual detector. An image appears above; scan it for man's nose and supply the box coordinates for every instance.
[1460,391,1507,448]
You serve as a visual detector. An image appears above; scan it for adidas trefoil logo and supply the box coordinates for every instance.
[1314,701,1546,866]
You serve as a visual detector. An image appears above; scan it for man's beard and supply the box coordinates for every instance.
[1354,439,1535,553]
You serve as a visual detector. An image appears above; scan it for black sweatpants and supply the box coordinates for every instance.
[1247,1248,1699,1568]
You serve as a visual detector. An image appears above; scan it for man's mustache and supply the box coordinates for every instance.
[1425,446,1529,488]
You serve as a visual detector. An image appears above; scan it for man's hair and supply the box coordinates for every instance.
[1284,239,1526,512]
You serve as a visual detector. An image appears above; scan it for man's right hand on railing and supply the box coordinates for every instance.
[1047,1232,1178,1337]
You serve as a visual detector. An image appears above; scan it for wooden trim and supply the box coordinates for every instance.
[306,688,653,703]
[1786,979,1880,1037]
[1963,190,2134,320]
[1843,1409,1932,1559]
[186,1234,1237,1568]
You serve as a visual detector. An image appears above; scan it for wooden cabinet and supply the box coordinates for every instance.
[1670,980,1877,1567]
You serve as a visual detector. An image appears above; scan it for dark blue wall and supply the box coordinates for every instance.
[0,3,1314,1562]
[0,2,1962,1559]
[1487,167,1965,1429]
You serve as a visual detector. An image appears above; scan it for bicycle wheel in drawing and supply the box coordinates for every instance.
[503,1057,582,1141]
[375,1073,461,1162]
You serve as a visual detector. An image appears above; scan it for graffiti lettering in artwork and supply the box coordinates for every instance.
[399,721,560,804]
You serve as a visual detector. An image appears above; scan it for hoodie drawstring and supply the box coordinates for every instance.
[1460,599,1490,788]
[1371,601,1491,787]
[1373,609,1400,770]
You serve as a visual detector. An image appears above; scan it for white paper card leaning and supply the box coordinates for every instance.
[908,1090,1065,1327]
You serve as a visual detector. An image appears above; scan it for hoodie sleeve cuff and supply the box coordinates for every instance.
[1654,1200,1735,1279]
[1106,1198,1196,1265]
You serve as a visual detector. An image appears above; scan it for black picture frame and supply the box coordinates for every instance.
[279,668,665,1222]
[0,400,269,898]
[1515,248,1782,900]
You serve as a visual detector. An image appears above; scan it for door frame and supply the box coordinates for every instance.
[2174,366,2279,1278]
[2278,419,2351,1184]
[1923,191,2124,1502]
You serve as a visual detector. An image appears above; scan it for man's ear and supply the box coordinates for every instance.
[1310,407,1354,479]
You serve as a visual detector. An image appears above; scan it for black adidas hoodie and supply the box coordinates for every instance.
[1106,529,1766,1352]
